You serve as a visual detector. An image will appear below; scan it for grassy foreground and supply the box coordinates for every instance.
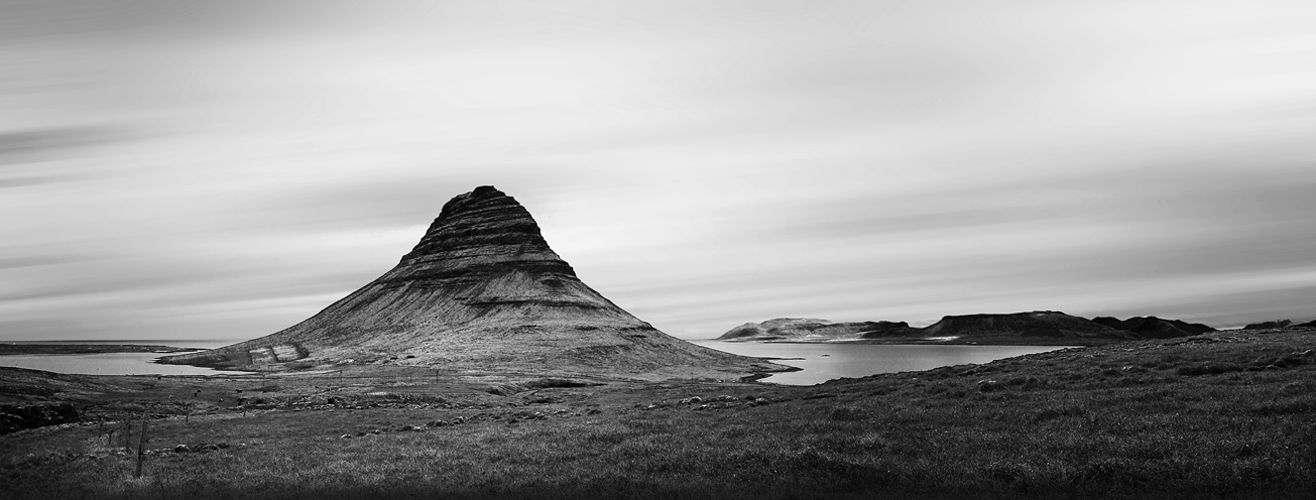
[3,329,1316,499]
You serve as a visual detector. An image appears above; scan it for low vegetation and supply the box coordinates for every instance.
[3,329,1316,499]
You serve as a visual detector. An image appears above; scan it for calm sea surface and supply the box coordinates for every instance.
[0,339,252,376]
[692,341,1076,385]
[0,339,1074,383]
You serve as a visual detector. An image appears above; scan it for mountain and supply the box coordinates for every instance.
[918,311,1138,342]
[161,186,785,379]
[1090,316,1215,339]
[717,318,914,342]
[718,311,1145,344]
[1244,320,1293,330]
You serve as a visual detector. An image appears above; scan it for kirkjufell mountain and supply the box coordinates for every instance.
[161,186,786,379]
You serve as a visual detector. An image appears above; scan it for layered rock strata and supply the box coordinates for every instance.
[162,186,785,379]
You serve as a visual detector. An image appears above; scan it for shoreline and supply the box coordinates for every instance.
[0,343,204,356]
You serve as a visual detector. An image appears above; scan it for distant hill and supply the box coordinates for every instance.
[719,311,1213,344]
[919,311,1138,342]
[1090,316,1215,339]
[1244,320,1293,330]
[161,186,787,380]
[717,318,914,342]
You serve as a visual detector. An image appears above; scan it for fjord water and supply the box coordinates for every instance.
[0,339,1073,382]
[0,340,253,376]
[0,352,257,376]
[693,341,1075,385]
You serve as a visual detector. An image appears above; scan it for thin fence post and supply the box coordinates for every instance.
[123,420,133,454]
[134,417,148,478]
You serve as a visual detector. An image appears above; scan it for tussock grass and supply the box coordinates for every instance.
[4,330,1316,499]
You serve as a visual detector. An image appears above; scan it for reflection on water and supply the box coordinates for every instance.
[694,341,1075,385]
[0,351,253,376]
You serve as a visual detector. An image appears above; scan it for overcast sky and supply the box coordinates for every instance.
[3,0,1316,342]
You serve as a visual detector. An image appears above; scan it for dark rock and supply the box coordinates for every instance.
[174,444,190,453]
[0,402,79,435]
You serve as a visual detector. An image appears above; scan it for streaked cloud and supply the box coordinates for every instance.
[2,0,1315,341]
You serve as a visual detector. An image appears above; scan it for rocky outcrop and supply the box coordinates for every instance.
[1090,316,1214,339]
[162,186,785,379]
[717,318,914,342]
[0,402,78,435]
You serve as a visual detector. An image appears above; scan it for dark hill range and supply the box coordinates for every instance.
[161,186,787,380]
[919,311,1139,342]
[719,311,1214,345]
[1091,316,1215,338]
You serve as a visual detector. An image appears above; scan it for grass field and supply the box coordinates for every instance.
[4,329,1316,499]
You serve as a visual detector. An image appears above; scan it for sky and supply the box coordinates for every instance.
[3,0,1316,342]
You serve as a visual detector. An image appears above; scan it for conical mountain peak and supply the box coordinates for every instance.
[390,185,576,285]
[162,186,785,380]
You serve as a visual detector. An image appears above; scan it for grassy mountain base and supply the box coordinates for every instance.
[4,328,1316,499]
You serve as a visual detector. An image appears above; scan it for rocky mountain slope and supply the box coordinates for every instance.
[161,186,785,379]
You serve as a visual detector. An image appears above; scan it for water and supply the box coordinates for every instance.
[0,351,256,376]
[693,341,1075,385]
[0,339,1074,382]
[3,339,243,351]
[0,339,254,376]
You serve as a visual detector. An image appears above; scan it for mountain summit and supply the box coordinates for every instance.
[162,186,783,379]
